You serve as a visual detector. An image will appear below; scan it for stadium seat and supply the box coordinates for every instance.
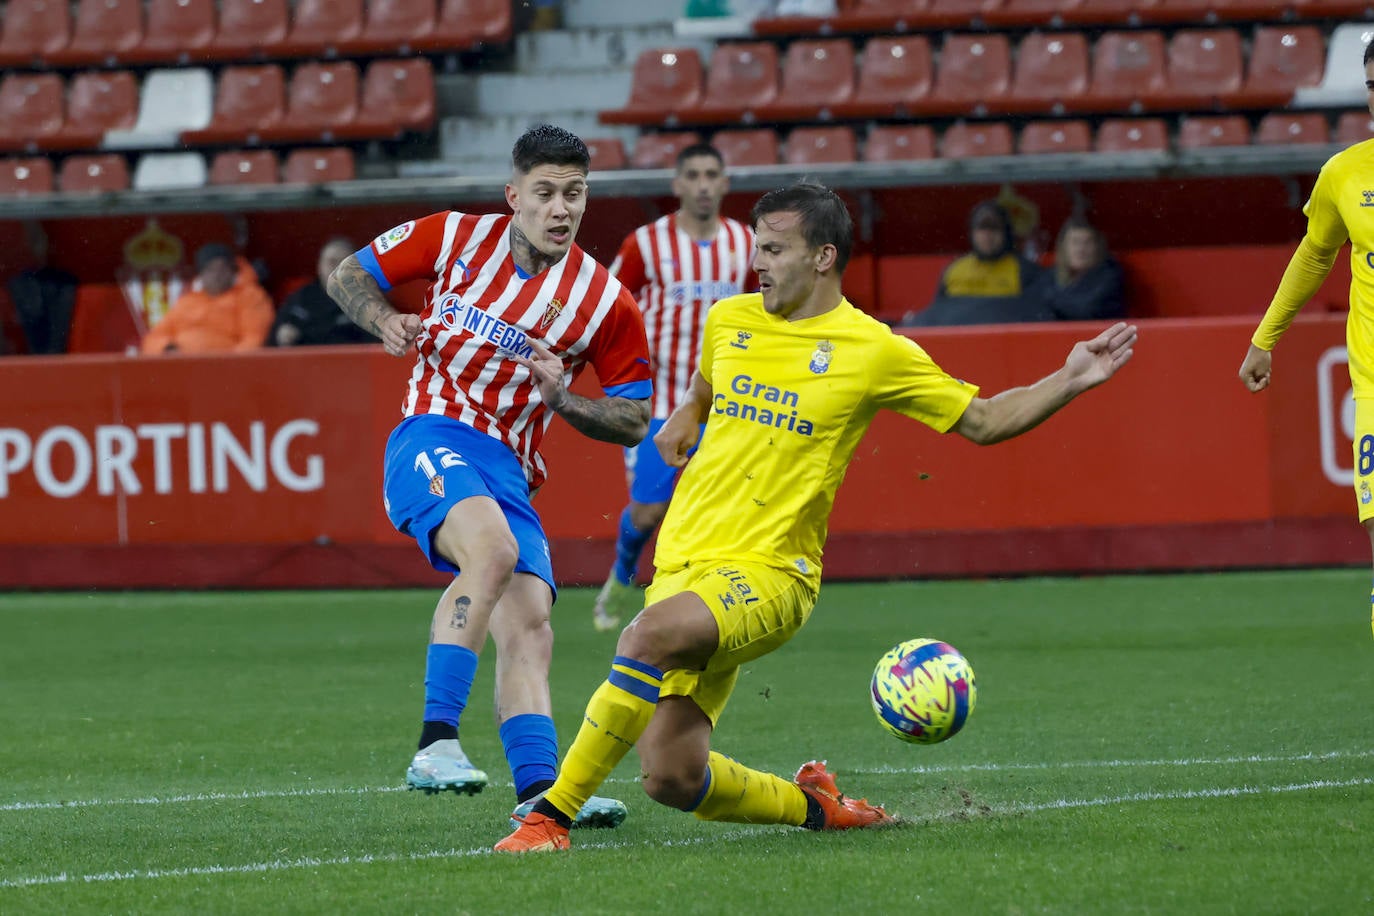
[1095,118,1169,151]
[1336,110,1374,145]
[0,74,66,152]
[104,67,213,148]
[1293,23,1371,109]
[1155,29,1244,110]
[0,157,55,195]
[833,36,932,120]
[783,126,857,164]
[925,33,1011,116]
[1177,114,1250,148]
[418,0,513,52]
[983,0,1083,27]
[1255,112,1329,146]
[208,149,280,185]
[1291,0,1373,16]
[906,0,1004,29]
[281,147,356,183]
[862,124,936,161]
[628,131,702,169]
[58,153,129,191]
[710,128,780,167]
[1228,26,1325,111]
[53,71,139,150]
[1018,120,1092,155]
[259,62,361,143]
[1148,0,1287,23]
[132,151,206,189]
[340,57,435,139]
[1083,31,1168,113]
[939,121,1014,158]
[599,48,704,126]
[181,65,286,146]
[829,0,934,32]
[209,0,291,60]
[682,42,780,125]
[757,39,856,122]
[56,0,144,67]
[0,0,72,67]
[1003,32,1089,115]
[279,0,365,58]
[344,0,436,55]
[133,0,215,64]
[1063,0,1160,24]
[585,137,628,171]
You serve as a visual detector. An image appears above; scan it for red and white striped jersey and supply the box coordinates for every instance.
[610,214,755,418]
[358,211,652,489]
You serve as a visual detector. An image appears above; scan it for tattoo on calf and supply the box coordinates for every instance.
[449,595,471,630]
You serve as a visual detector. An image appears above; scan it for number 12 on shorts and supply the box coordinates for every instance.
[415,447,468,479]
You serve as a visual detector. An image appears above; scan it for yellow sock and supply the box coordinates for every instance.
[689,751,808,826]
[545,656,662,820]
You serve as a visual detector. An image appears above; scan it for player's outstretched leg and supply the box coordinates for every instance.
[405,737,489,795]
[593,507,652,631]
[793,760,894,830]
[592,573,638,632]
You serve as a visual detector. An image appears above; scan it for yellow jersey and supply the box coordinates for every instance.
[1254,138,1374,396]
[653,293,978,583]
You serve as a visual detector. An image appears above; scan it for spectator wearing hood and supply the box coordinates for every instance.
[1027,216,1126,322]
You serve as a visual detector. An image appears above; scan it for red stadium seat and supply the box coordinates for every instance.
[833,36,932,120]
[1083,31,1168,112]
[260,62,360,143]
[1156,29,1244,109]
[1063,0,1160,24]
[133,0,215,64]
[984,0,1084,27]
[757,39,855,123]
[1004,32,1089,114]
[711,128,780,167]
[279,0,364,58]
[829,0,934,32]
[1018,120,1092,155]
[939,121,1014,158]
[1255,112,1329,146]
[0,0,71,67]
[1226,26,1325,110]
[1336,110,1374,145]
[925,33,1011,116]
[344,0,435,55]
[783,126,857,164]
[340,57,435,138]
[863,124,936,161]
[1095,118,1169,151]
[0,157,55,195]
[419,0,513,52]
[0,74,65,152]
[682,42,780,125]
[181,65,286,146]
[208,149,280,185]
[53,71,138,150]
[628,131,702,169]
[1290,0,1372,16]
[585,137,628,171]
[904,0,1003,29]
[58,153,129,192]
[209,0,290,60]
[600,48,704,127]
[56,0,144,67]
[281,147,356,183]
[1177,114,1250,148]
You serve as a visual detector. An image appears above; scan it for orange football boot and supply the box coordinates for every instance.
[493,811,571,853]
[794,760,895,829]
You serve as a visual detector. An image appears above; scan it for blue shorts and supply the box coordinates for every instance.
[624,418,704,504]
[383,414,555,595]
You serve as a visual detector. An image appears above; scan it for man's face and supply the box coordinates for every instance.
[672,154,728,222]
[317,242,352,287]
[1365,58,1374,116]
[971,220,1004,258]
[1063,227,1098,272]
[506,163,588,258]
[752,210,818,318]
[200,257,236,296]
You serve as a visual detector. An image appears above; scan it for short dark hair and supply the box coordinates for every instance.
[750,181,853,272]
[511,124,590,175]
[194,242,235,273]
[675,143,724,172]
[1365,36,1374,67]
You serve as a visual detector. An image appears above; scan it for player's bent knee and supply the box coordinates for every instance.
[640,769,701,810]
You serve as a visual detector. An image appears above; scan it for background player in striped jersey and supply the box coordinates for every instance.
[592,143,756,632]
[326,125,652,829]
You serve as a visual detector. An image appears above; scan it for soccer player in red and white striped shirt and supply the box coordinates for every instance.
[327,125,651,830]
[592,143,755,631]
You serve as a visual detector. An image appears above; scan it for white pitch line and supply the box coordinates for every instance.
[2,776,1369,890]
[4,748,1370,814]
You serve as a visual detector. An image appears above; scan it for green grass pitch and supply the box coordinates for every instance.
[2,570,1371,914]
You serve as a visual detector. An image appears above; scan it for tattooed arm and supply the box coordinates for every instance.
[513,340,650,446]
[326,255,422,357]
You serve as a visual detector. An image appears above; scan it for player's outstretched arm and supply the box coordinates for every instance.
[512,340,650,447]
[1238,343,1273,393]
[655,371,713,468]
[326,255,422,357]
[952,321,1136,446]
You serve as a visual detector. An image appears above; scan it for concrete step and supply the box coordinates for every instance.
[472,68,633,116]
[439,112,637,161]
[561,0,680,28]
[515,24,687,74]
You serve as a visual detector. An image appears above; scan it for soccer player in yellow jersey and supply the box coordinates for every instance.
[497,182,1138,853]
[1239,40,1374,638]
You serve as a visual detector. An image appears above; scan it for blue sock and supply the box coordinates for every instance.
[612,507,654,585]
[499,713,558,797]
[423,644,479,726]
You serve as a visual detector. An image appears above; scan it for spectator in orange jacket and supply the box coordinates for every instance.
[141,243,274,354]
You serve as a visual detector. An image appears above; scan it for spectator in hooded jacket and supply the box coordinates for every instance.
[1028,216,1126,322]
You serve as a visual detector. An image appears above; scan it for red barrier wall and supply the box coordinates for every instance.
[0,315,1363,589]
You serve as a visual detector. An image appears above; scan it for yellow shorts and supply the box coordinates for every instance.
[1355,398,1374,522]
[647,561,818,727]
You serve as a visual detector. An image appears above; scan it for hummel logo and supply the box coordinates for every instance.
[730,330,753,350]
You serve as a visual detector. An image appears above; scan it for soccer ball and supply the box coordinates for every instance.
[870,638,977,744]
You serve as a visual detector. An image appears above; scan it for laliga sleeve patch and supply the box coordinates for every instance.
[374,220,416,253]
